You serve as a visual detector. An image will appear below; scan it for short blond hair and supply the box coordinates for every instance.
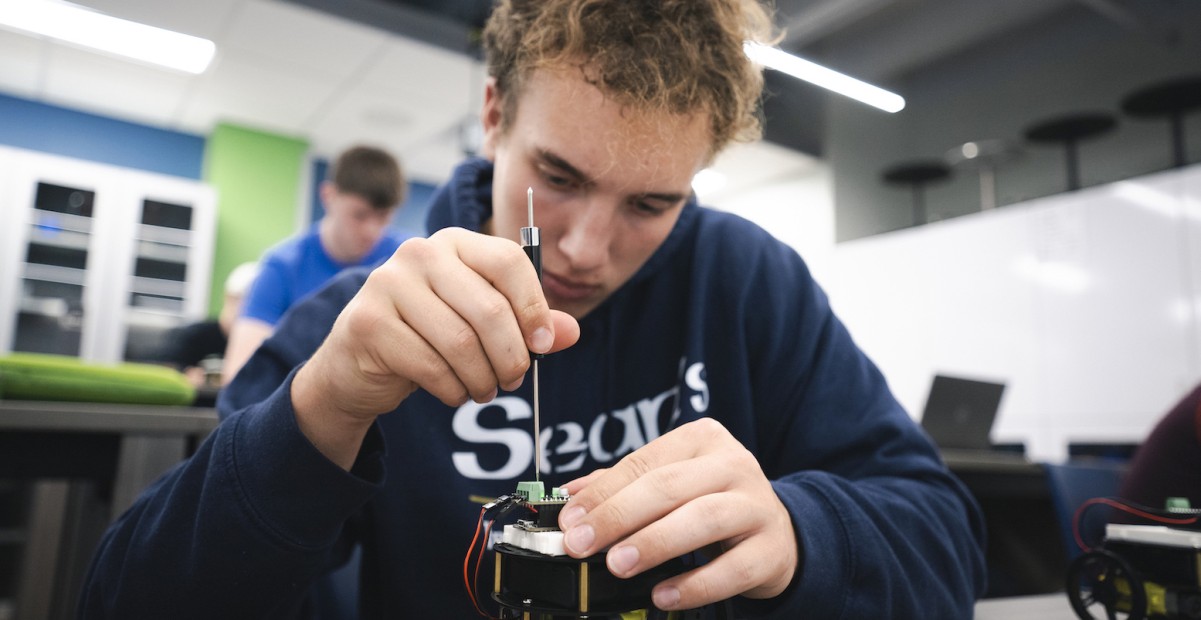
[482,0,774,156]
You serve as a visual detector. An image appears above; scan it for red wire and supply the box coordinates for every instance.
[463,501,538,619]
[473,517,498,617]
[1072,497,1199,552]
[463,507,491,618]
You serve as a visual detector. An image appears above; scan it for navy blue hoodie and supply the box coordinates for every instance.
[79,158,986,618]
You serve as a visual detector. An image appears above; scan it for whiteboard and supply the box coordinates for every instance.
[825,164,1201,462]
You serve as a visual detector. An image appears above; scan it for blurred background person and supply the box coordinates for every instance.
[1119,381,1201,511]
[222,145,410,384]
[154,261,259,391]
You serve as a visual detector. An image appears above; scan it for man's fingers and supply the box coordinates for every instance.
[393,285,501,404]
[601,491,752,578]
[552,417,798,608]
[422,251,528,394]
[339,284,470,407]
[650,538,783,610]
[389,231,569,399]
[547,310,580,353]
[561,468,608,497]
[561,456,737,556]
[441,228,557,354]
[563,418,726,520]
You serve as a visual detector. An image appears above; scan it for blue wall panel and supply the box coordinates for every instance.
[0,93,205,179]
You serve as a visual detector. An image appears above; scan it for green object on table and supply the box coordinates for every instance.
[0,352,195,406]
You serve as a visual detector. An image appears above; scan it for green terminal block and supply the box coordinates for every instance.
[516,481,545,501]
[1166,496,1192,512]
[551,487,568,499]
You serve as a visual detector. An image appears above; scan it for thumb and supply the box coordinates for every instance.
[547,310,581,354]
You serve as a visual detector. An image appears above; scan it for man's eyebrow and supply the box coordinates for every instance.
[537,149,592,185]
[639,191,688,204]
[537,148,689,203]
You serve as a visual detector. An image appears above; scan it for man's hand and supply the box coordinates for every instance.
[292,227,580,469]
[558,418,798,611]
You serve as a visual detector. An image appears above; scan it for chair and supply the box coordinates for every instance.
[881,159,952,226]
[944,139,1021,212]
[1043,461,1128,563]
[1024,112,1117,191]
[1121,74,1201,168]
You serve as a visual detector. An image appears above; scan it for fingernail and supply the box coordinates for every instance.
[478,389,497,403]
[502,377,523,392]
[531,327,553,353]
[564,524,594,554]
[653,586,680,610]
[559,505,586,528]
[607,545,639,576]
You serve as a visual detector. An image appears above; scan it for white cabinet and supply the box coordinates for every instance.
[0,146,216,363]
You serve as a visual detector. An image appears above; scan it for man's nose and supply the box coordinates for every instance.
[557,199,614,271]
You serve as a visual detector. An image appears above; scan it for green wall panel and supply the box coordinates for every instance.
[203,124,307,316]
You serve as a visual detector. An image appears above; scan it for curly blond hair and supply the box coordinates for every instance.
[482,0,774,156]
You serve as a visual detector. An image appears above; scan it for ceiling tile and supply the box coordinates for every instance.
[177,51,340,139]
[305,83,470,182]
[0,31,47,98]
[41,44,194,127]
[72,0,242,41]
[356,37,480,106]
[221,0,390,77]
[308,85,465,150]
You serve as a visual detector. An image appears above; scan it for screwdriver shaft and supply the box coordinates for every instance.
[522,187,543,483]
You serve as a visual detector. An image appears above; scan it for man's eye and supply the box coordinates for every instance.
[544,173,572,188]
[633,201,669,216]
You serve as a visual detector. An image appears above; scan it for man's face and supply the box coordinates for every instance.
[481,69,712,319]
[321,184,395,263]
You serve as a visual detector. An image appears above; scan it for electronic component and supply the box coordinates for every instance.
[475,481,695,619]
[1066,498,1201,619]
[501,481,571,556]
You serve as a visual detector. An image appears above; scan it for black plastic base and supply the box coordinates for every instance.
[492,543,686,618]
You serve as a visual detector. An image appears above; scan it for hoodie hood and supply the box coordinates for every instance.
[424,157,494,234]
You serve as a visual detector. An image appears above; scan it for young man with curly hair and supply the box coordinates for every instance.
[81,1,986,617]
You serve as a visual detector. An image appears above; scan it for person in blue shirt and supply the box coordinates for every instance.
[80,1,987,617]
[222,145,410,384]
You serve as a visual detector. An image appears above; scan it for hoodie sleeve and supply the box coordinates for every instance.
[708,219,987,619]
[78,271,383,619]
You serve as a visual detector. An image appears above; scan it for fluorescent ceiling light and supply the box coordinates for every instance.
[0,0,215,74]
[744,42,905,113]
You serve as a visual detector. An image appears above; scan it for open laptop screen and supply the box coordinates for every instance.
[920,374,1006,450]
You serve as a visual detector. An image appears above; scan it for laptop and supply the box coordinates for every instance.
[919,374,1023,464]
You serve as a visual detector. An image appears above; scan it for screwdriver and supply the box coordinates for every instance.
[520,187,544,482]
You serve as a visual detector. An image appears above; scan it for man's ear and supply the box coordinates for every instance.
[480,77,504,159]
[318,180,337,212]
